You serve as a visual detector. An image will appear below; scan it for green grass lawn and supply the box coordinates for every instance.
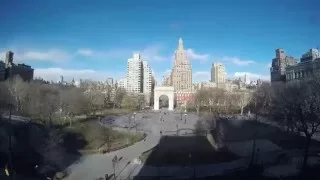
[97,108,135,116]
[63,119,144,154]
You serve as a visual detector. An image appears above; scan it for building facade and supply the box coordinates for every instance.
[300,48,320,63]
[211,63,226,85]
[6,63,34,81]
[285,49,320,82]
[171,38,192,91]
[175,91,195,107]
[142,61,154,105]
[106,78,114,86]
[162,73,172,86]
[2,51,34,81]
[270,48,297,83]
[118,78,127,90]
[0,61,5,81]
[201,81,217,89]
[126,52,143,93]
[142,61,152,94]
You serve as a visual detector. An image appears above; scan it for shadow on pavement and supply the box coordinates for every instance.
[134,135,238,179]
[0,119,86,179]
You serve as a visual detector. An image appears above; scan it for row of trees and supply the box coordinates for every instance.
[230,78,320,172]
[0,76,142,127]
[190,87,253,116]
[192,78,320,171]
[261,79,320,170]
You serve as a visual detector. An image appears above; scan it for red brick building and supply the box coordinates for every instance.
[175,91,195,106]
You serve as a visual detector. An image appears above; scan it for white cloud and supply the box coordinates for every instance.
[222,56,255,66]
[186,48,209,62]
[76,48,94,56]
[0,51,5,61]
[193,71,211,82]
[141,45,167,62]
[233,72,270,81]
[267,63,271,68]
[0,49,69,63]
[76,45,167,62]
[34,68,122,82]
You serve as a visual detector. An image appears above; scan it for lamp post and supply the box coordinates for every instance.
[112,155,118,178]
[8,104,13,180]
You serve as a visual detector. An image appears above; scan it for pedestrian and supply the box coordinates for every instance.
[160,130,162,136]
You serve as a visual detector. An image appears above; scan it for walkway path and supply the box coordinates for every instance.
[67,132,160,180]
[67,111,198,179]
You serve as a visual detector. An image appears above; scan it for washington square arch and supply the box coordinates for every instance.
[154,86,174,111]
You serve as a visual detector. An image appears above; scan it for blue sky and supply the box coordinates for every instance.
[0,0,320,83]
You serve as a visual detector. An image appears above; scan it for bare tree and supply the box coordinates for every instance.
[207,88,225,115]
[5,76,28,112]
[31,85,61,126]
[0,82,14,115]
[121,95,137,110]
[85,90,104,115]
[233,90,253,115]
[113,88,126,109]
[192,89,209,115]
[99,126,114,152]
[271,78,320,170]
[60,88,89,127]
[103,83,113,107]
[248,84,272,166]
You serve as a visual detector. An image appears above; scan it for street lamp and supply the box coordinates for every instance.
[112,155,118,177]
[5,104,13,180]
[184,113,187,124]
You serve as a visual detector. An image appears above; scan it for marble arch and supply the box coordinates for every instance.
[154,86,174,111]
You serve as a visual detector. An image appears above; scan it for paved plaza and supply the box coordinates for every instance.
[67,110,200,180]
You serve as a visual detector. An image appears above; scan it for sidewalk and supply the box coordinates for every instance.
[67,132,160,180]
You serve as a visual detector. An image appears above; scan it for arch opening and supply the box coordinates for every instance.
[159,95,169,109]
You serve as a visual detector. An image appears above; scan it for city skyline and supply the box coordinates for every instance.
[1,0,319,83]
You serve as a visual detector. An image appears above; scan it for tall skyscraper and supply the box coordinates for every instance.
[142,61,154,105]
[126,52,143,93]
[211,62,226,84]
[142,61,152,94]
[171,38,192,91]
